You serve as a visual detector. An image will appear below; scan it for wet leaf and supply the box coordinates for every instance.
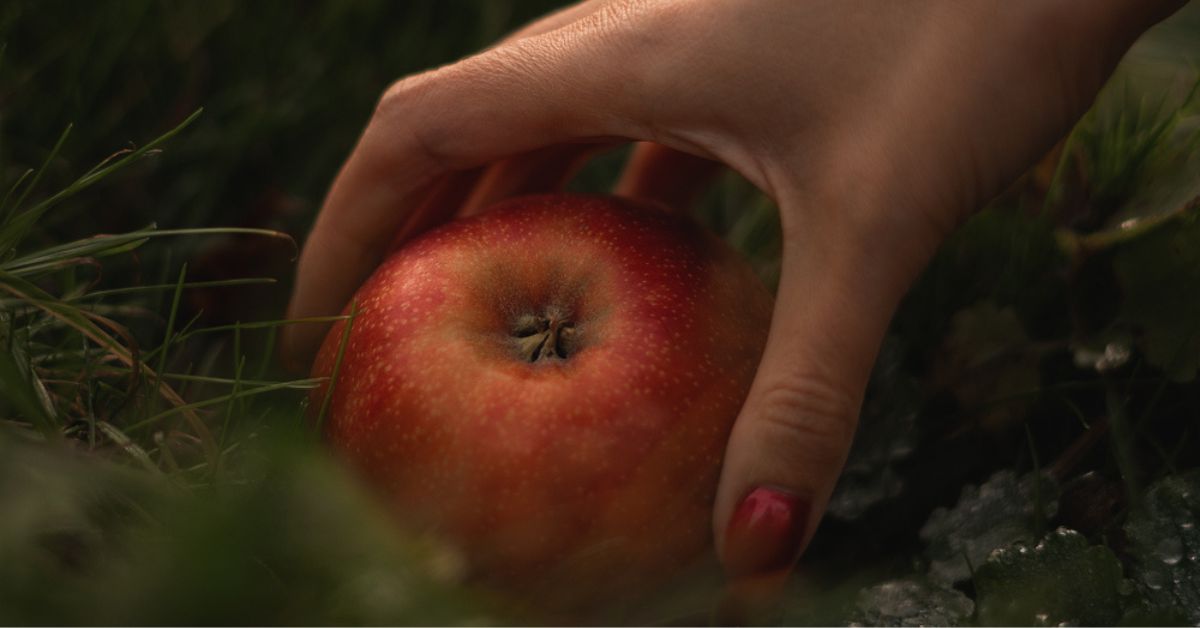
[1114,211,1200,382]
[1124,470,1200,624]
[1061,75,1200,233]
[974,528,1128,626]
[848,578,973,627]
[921,470,1059,584]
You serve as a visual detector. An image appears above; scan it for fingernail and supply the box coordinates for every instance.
[723,487,811,579]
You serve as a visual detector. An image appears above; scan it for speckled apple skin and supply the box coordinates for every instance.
[311,194,772,608]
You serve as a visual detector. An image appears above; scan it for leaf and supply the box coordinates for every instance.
[1065,76,1200,227]
[848,578,974,627]
[920,470,1059,584]
[944,303,1032,367]
[1113,210,1200,381]
[895,206,1067,359]
[932,302,1043,430]
[1124,470,1200,624]
[974,528,1129,626]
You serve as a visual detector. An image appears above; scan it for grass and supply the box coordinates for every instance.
[0,115,309,471]
[1,1,1199,625]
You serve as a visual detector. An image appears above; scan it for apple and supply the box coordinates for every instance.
[310,193,772,612]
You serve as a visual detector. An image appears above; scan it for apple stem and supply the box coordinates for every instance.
[512,312,576,362]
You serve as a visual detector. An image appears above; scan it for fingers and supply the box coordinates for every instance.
[458,143,602,218]
[390,169,484,252]
[712,189,924,582]
[283,15,647,370]
[465,139,722,220]
[462,141,724,244]
[615,142,723,211]
[452,1,612,220]
[411,0,614,225]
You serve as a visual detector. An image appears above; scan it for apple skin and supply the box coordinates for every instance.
[311,193,772,610]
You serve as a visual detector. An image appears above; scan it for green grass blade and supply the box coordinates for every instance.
[88,368,319,389]
[1105,378,1143,509]
[315,301,358,433]
[0,342,57,438]
[96,421,162,474]
[3,236,151,276]
[154,265,188,397]
[2,225,294,276]
[254,325,279,381]
[71,277,276,302]
[166,315,352,347]
[129,379,321,433]
[1024,423,1047,536]
[0,109,202,255]
[0,268,218,460]
[0,169,33,219]
[0,123,71,229]
[220,324,245,449]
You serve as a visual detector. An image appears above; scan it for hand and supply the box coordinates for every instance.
[284,0,1184,584]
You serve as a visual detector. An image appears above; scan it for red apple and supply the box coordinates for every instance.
[311,193,772,611]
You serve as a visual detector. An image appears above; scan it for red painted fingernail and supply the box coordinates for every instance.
[723,487,811,579]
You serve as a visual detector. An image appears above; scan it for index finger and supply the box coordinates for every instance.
[281,19,649,371]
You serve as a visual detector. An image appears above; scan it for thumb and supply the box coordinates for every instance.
[713,189,933,580]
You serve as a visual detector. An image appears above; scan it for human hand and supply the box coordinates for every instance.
[283,0,1184,585]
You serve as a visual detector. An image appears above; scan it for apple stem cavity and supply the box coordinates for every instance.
[512,310,576,362]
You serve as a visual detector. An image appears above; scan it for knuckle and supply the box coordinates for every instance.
[752,377,861,451]
[377,73,430,118]
[374,68,470,170]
